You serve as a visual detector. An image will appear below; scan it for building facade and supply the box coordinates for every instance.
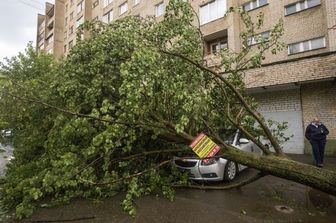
[36,0,336,155]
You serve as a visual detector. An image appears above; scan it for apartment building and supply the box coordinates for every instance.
[36,0,336,155]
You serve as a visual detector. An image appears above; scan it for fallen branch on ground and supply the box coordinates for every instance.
[30,216,95,223]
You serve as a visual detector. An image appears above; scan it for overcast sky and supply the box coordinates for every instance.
[0,0,54,63]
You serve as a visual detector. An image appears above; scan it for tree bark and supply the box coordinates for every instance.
[219,146,336,196]
[173,130,336,196]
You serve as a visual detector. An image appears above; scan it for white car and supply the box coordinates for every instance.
[173,131,262,182]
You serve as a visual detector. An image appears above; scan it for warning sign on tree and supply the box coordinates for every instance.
[189,132,221,163]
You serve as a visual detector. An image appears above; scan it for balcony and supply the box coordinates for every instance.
[203,30,228,67]
[47,20,54,29]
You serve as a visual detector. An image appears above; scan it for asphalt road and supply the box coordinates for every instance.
[8,154,336,223]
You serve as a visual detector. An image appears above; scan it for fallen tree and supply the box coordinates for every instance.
[0,0,335,219]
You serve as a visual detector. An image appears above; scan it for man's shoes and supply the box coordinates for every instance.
[317,164,324,168]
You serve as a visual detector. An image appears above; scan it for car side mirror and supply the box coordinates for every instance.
[239,138,249,144]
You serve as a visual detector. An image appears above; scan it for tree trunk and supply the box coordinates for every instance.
[166,131,336,196]
[219,146,336,196]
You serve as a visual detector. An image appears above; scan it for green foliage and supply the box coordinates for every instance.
[0,0,285,219]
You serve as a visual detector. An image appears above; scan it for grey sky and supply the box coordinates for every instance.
[0,0,54,63]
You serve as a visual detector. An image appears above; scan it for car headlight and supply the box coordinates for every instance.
[201,157,219,166]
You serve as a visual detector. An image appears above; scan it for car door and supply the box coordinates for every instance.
[235,134,254,170]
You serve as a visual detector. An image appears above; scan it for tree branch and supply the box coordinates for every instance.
[110,148,185,164]
[159,49,284,156]
[80,160,171,186]
[173,171,267,190]
[226,103,271,155]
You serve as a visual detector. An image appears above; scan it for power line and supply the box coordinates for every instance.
[16,0,44,12]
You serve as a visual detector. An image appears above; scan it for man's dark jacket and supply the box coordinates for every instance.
[305,123,329,142]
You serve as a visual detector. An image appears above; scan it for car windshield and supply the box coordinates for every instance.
[219,129,236,144]
[225,133,236,144]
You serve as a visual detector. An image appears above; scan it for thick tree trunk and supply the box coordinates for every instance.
[219,146,336,196]
[167,131,336,196]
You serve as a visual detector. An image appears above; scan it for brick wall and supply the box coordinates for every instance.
[251,88,301,112]
[301,81,336,139]
[244,53,336,88]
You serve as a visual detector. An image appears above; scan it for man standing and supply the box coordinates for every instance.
[305,118,329,167]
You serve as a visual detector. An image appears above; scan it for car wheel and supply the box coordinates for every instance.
[223,161,238,182]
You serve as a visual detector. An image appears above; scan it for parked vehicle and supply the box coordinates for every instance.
[1,129,13,137]
[173,131,262,182]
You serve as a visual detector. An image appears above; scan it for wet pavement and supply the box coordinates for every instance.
[4,155,336,223]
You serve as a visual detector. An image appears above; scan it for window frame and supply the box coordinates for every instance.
[284,0,321,16]
[92,0,99,8]
[247,30,271,46]
[77,1,84,14]
[243,0,269,12]
[103,10,113,23]
[70,11,74,20]
[69,40,74,49]
[208,38,228,55]
[199,0,227,25]
[288,37,326,55]
[69,25,74,35]
[155,2,165,17]
[119,2,128,15]
[103,0,113,8]
[76,16,84,28]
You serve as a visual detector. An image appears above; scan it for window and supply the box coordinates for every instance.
[243,0,268,11]
[247,31,270,46]
[70,11,74,20]
[69,25,74,34]
[76,16,84,28]
[120,2,128,15]
[64,30,67,40]
[69,40,73,49]
[38,32,44,42]
[285,0,321,16]
[64,45,67,53]
[92,0,99,8]
[104,0,113,8]
[155,2,165,17]
[65,17,68,26]
[77,1,84,13]
[209,39,228,54]
[200,0,226,25]
[288,37,325,54]
[103,10,113,23]
[46,34,53,45]
[133,0,140,6]
[65,4,68,12]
